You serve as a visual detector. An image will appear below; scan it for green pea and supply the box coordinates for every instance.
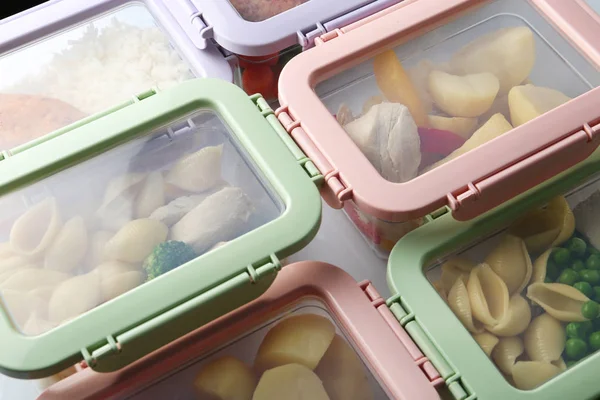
[594,286,600,301]
[575,281,594,298]
[566,321,593,339]
[565,338,588,360]
[546,262,560,281]
[579,269,600,285]
[582,301,600,319]
[593,318,600,331]
[590,331,600,351]
[586,254,600,270]
[572,260,585,272]
[558,268,579,286]
[569,237,587,258]
[566,360,577,368]
[553,248,571,265]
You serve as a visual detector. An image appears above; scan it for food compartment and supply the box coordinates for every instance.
[229,0,309,22]
[122,302,389,400]
[426,173,600,390]
[0,110,282,337]
[0,4,194,150]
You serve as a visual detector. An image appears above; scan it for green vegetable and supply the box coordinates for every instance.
[569,237,587,258]
[588,246,600,256]
[546,262,560,281]
[566,321,593,339]
[558,268,579,286]
[590,331,600,351]
[574,281,594,298]
[587,254,600,270]
[582,301,600,320]
[594,286,600,301]
[566,360,577,368]
[143,240,197,280]
[544,277,553,283]
[594,318,600,331]
[565,338,588,360]
[571,260,585,272]
[553,248,571,265]
[579,269,600,285]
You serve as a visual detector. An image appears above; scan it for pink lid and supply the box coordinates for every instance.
[277,0,600,222]
[37,262,441,400]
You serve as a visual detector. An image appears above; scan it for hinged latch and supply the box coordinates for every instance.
[174,0,214,49]
[246,253,282,284]
[81,335,121,370]
[274,105,352,207]
[383,292,476,400]
[315,29,344,46]
[250,95,323,184]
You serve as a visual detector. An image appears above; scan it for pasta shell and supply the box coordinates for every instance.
[523,313,565,362]
[150,194,210,227]
[440,256,476,294]
[10,197,62,257]
[432,280,447,302]
[30,286,56,302]
[44,216,88,273]
[523,229,560,255]
[467,264,509,326]
[548,197,575,246]
[0,243,14,259]
[512,361,561,390]
[473,332,499,357]
[100,271,144,302]
[96,173,146,231]
[527,282,589,322]
[22,314,58,336]
[0,255,32,275]
[104,219,168,263]
[531,249,552,284]
[1,290,46,327]
[484,235,532,294]
[48,273,101,324]
[92,261,140,281]
[87,231,114,268]
[448,277,483,333]
[492,336,524,375]
[165,145,224,193]
[486,295,531,336]
[134,172,165,218]
[171,187,253,253]
[0,268,70,292]
[102,173,146,205]
[552,358,567,371]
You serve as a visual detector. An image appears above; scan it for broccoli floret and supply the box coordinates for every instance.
[143,240,197,280]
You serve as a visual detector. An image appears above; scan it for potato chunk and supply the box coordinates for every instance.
[194,356,256,400]
[428,115,478,139]
[508,84,571,127]
[253,364,330,400]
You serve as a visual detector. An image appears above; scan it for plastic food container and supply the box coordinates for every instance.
[38,262,446,400]
[277,0,600,258]
[161,0,402,101]
[0,78,323,380]
[0,0,232,152]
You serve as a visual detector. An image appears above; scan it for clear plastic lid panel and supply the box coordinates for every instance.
[0,110,281,337]
[585,0,600,15]
[316,0,599,184]
[126,302,389,400]
[229,0,310,22]
[427,173,600,390]
[0,5,194,150]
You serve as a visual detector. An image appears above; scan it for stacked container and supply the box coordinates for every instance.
[276,0,600,257]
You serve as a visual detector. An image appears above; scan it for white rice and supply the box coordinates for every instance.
[8,18,194,115]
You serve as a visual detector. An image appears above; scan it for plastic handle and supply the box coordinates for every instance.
[451,123,600,221]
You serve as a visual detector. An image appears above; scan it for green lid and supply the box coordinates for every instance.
[0,79,322,378]
[388,148,600,399]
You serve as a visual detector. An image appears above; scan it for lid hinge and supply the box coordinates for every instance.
[250,95,323,184]
[385,294,476,400]
[297,22,327,50]
[274,105,352,204]
[175,0,214,49]
[246,254,282,284]
[81,335,121,370]
[359,282,444,387]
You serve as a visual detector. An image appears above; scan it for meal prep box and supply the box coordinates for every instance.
[0,78,324,382]
[162,0,402,101]
[0,0,233,151]
[277,0,600,258]
[38,148,600,400]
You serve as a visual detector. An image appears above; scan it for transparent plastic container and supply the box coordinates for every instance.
[278,0,600,259]
[425,172,600,390]
[0,109,281,337]
[229,0,310,22]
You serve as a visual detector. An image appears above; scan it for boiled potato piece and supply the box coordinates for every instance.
[253,364,330,400]
[428,71,499,117]
[254,314,336,372]
[194,356,256,400]
[315,335,374,400]
[428,115,478,139]
[373,50,428,126]
[48,273,101,324]
[451,27,535,93]
[508,84,571,127]
[424,113,512,171]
